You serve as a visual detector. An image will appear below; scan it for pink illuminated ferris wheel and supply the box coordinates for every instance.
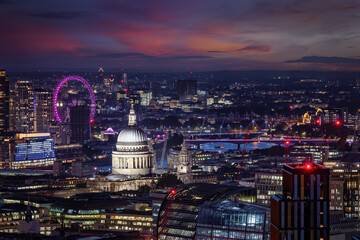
[54,75,96,123]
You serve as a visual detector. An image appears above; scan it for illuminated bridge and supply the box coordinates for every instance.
[184,138,339,149]
[185,138,339,144]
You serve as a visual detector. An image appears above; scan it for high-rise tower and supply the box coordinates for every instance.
[14,81,34,133]
[271,163,330,240]
[0,70,9,133]
[70,105,90,144]
[34,89,54,133]
[177,79,197,100]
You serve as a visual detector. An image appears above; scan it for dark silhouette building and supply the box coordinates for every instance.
[271,163,330,240]
[177,80,197,100]
[34,89,53,133]
[0,70,9,133]
[70,105,90,143]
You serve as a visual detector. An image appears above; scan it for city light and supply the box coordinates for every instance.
[0,2,354,238]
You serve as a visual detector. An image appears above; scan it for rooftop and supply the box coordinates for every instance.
[283,163,329,174]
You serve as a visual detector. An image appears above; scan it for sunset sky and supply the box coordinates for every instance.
[1,0,360,72]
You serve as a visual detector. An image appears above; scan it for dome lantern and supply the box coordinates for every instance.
[128,102,137,126]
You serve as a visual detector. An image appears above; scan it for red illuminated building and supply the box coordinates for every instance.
[270,163,330,240]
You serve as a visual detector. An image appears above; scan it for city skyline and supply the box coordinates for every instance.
[0,0,360,72]
[1,1,360,239]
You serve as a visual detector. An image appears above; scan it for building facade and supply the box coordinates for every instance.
[14,81,34,133]
[255,171,282,205]
[196,200,270,240]
[177,80,197,100]
[70,105,90,143]
[34,89,53,133]
[271,163,330,240]
[157,183,257,239]
[0,70,9,133]
[12,133,56,169]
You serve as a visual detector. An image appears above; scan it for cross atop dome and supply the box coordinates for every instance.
[128,101,137,126]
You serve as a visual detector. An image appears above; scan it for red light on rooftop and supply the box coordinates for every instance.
[306,164,312,170]
[316,119,320,124]
[90,119,94,124]
[124,88,128,92]
[335,120,341,126]
[285,141,290,145]
[170,189,176,195]
[289,105,293,109]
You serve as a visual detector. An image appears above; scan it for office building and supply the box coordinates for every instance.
[129,92,140,105]
[192,150,219,165]
[332,150,360,219]
[14,81,34,133]
[53,143,90,177]
[49,123,71,145]
[70,105,90,143]
[270,163,330,240]
[255,171,282,205]
[138,90,152,106]
[290,145,330,163]
[12,133,56,169]
[150,191,168,239]
[157,183,257,239]
[34,89,53,133]
[49,194,153,236]
[177,80,197,100]
[0,134,15,169]
[9,89,16,132]
[196,199,270,240]
[0,70,9,133]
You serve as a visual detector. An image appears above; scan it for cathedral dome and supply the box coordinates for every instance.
[112,103,153,176]
[117,126,148,146]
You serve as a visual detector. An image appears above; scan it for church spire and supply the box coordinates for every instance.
[128,101,137,126]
